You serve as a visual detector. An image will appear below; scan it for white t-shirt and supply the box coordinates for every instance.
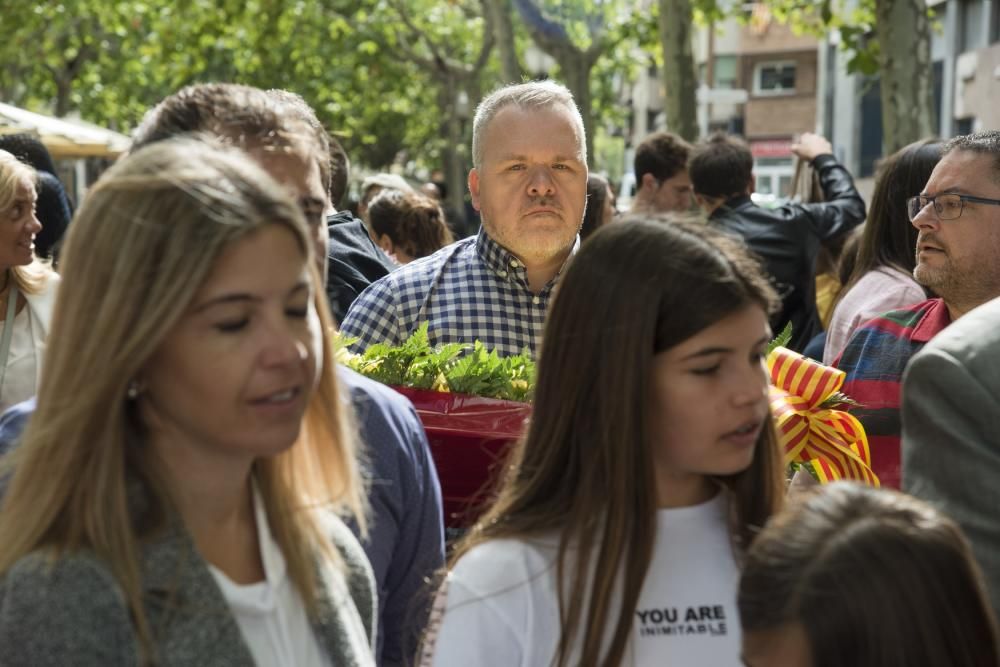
[210,487,333,667]
[424,492,742,666]
[0,305,38,412]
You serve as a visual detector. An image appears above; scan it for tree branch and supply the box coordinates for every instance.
[512,0,578,57]
[389,0,452,74]
[378,27,439,74]
[482,0,523,81]
[472,2,496,73]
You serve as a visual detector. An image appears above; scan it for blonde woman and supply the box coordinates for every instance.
[0,138,375,666]
[0,150,59,411]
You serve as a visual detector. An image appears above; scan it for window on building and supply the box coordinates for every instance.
[714,55,738,89]
[700,56,738,89]
[991,0,1000,43]
[960,0,985,51]
[754,158,795,199]
[753,61,796,96]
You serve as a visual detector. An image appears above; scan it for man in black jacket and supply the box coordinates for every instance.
[323,142,399,323]
[689,133,866,350]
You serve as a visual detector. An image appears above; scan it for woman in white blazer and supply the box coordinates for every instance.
[0,150,59,411]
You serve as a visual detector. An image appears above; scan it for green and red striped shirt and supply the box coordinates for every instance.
[833,298,952,488]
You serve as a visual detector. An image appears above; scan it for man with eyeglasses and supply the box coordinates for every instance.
[902,131,1000,620]
[833,131,1000,490]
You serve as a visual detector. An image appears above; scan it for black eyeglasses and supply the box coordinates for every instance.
[907,193,1000,221]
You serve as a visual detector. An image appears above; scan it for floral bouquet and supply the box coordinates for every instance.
[766,325,879,487]
[339,323,879,528]
[337,325,533,528]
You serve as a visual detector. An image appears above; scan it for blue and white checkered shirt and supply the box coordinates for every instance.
[340,227,578,358]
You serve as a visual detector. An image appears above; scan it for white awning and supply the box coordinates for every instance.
[0,102,131,159]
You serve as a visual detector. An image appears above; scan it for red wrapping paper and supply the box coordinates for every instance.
[391,387,531,528]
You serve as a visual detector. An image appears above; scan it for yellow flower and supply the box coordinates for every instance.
[431,372,451,393]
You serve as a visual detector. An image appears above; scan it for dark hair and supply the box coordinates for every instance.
[740,482,1000,667]
[367,189,453,259]
[945,130,1000,180]
[0,134,59,176]
[580,173,612,241]
[689,133,754,199]
[134,84,331,195]
[452,217,785,667]
[634,132,691,184]
[33,172,73,260]
[841,138,941,296]
[432,179,448,200]
[836,225,864,287]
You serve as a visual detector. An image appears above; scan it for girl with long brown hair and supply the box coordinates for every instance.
[423,217,785,666]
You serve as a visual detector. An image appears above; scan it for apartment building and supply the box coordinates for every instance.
[824,0,1000,179]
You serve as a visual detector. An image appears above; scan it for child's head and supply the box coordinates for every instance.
[367,188,454,263]
[740,482,999,667]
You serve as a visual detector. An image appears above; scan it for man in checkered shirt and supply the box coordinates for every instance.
[340,80,589,359]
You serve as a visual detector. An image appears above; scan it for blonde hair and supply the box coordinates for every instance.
[0,137,366,658]
[0,149,51,294]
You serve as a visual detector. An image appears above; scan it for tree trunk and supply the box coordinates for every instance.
[658,0,699,141]
[552,50,596,168]
[54,75,73,117]
[441,76,470,234]
[483,0,523,83]
[511,0,600,166]
[875,0,935,153]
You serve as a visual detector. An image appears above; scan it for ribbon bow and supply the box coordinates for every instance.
[768,347,879,486]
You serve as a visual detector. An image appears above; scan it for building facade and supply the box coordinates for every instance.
[623,7,821,201]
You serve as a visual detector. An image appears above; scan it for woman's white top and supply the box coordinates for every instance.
[0,275,58,412]
[424,492,742,667]
[209,487,333,667]
[823,267,927,364]
[1,306,38,412]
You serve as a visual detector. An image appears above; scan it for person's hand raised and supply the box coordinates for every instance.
[791,133,833,162]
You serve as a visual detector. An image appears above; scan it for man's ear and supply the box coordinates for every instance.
[376,233,395,254]
[640,172,659,193]
[468,168,482,211]
[747,172,756,195]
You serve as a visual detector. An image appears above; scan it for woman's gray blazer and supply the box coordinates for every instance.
[0,509,376,666]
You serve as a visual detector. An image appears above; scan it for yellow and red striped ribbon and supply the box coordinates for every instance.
[767,346,879,487]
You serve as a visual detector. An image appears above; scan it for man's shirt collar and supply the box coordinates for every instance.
[474,226,579,293]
